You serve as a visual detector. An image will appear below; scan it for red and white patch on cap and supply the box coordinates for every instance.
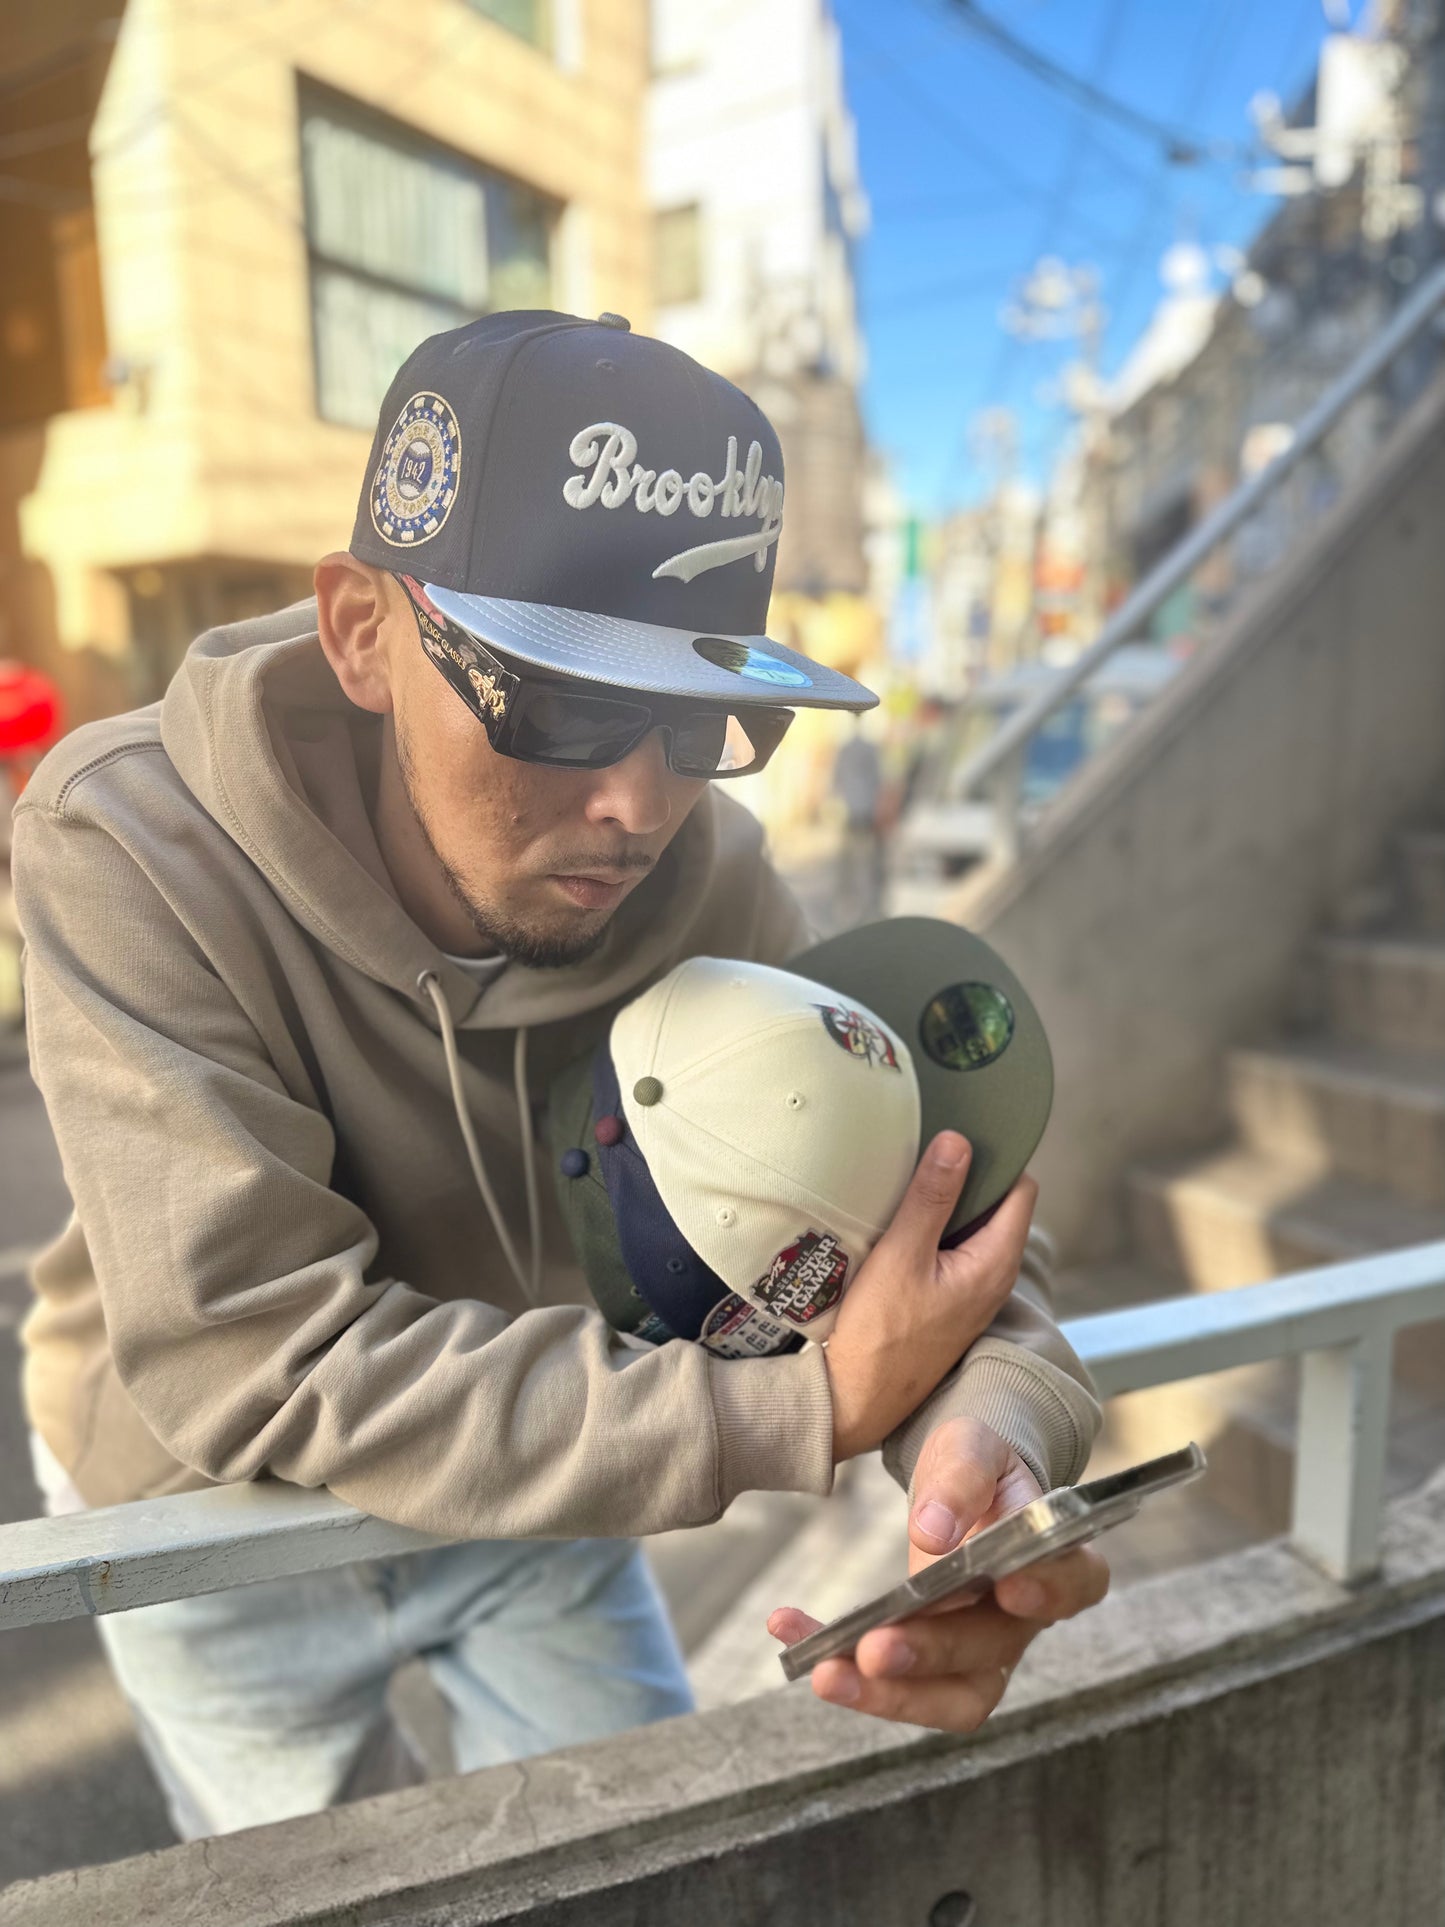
[699,1292,798,1359]
[752,1230,850,1326]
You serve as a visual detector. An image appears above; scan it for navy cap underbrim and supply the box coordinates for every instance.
[423,584,877,711]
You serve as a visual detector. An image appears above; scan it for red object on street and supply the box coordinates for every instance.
[0,662,62,755]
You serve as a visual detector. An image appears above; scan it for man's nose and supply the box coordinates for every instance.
[582,728,677,836]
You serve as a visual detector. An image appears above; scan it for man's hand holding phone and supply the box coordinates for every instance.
[776,1132,1110,1732]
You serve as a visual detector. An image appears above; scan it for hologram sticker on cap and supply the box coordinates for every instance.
[814,1003,901,1070]
[371,393,461,547]
[692,637,812,688]
[751,1231,850,1326]
[919,982,1017,1072]
[699,1292,799,1359]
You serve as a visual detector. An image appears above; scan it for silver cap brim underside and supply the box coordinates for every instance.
[423,585,879,711]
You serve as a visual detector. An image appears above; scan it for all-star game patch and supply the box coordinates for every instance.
[752,1230,850,1326]
[370,391,461,547]
[699,1292,802,1359]
[814,1003,900,1071]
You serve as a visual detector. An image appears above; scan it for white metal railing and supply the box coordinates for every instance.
[955,257,1445,865]
[3,1240,1444,1631]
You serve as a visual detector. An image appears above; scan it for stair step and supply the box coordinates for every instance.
[1401,830,1445,932]
[1320,930,1445,1052]
[1128,1146,1445,1294]
[1228,1037,1445,1208]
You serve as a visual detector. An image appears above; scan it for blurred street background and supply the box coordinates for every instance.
[6,0,1445,1890]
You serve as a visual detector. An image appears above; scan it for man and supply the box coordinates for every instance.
[12,311,1105,1840]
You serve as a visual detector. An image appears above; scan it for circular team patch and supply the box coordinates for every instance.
[692,637,812,688]
[370,391,462,548]
[919,982,1016,1072]
[699,1292,799,1359]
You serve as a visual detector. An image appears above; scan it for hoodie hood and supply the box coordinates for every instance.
[160,597,726,1032]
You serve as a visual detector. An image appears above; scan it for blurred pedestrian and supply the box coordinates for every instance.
[833,721,885,924]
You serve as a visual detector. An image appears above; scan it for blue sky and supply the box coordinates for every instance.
[834,0,1333,514]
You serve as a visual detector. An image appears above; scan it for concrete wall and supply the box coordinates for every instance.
[7,1473,1445,1925]
[956,369,1445,1260]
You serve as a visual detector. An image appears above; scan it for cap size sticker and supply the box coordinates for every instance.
[371,392,461,548]
[699,1292,800,1358]
[751,1230,850,1326]
[919,982,1016,1072]
[814,1003,901,1070]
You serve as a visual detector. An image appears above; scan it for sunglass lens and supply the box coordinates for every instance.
[670,708,793,777]
[509,687,650,769]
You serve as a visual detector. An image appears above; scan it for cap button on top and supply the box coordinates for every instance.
[633,1076,664,1107]
[596,312,631,331]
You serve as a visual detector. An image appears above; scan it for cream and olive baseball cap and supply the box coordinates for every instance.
[546,918,1053,1356]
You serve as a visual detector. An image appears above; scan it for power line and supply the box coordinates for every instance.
[933,0,1240,168]
[840,6,1128,254]
[935,0,1133,503]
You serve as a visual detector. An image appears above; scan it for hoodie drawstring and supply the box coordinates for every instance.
[418,971,540,1307]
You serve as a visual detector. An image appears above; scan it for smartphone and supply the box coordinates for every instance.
[777,1441,1207,1682]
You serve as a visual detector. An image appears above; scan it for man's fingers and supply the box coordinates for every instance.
[907,1418,1018,1557]
[853,1598,1031,1684]
[875,1132,972,1266]
[936,1172,1038,1291]
[993,1545,1111,1623]
[767,1606,824,1644]
[812,1657,1014,1732]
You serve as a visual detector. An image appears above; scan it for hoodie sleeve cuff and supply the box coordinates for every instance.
[881,1340,1103,1507]
[706,1344,836,1513]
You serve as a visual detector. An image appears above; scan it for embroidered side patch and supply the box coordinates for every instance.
[751,1231,850,1326]
[699,1292,799,1358]
[814,1003,901,1070]
[371,392,461,547]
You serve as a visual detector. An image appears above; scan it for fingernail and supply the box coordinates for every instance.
[915,1501,960,1546]
[932,1133,969,1170]
[821,1670,861,1704]
[877,1641,916,1677]
[1006,1578,1045,1616]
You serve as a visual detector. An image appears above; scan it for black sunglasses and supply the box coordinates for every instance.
[397,577,795,779]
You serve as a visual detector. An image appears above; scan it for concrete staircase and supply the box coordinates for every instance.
[1068,815,1445,1541]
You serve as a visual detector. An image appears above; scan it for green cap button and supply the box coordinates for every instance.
[632,1076,664,1107]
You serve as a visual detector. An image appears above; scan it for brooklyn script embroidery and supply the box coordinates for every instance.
[562,421,784,581]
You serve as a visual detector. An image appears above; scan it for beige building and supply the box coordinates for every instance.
[0,0,652,722]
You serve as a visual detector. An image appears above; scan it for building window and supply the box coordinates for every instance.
[653,203,702,307]
[299,81,558,428]
[463,0,553,54]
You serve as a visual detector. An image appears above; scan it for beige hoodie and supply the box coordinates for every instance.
[11,601,1100,1538]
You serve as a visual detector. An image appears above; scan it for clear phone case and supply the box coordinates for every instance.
[778,1441,1206,1681]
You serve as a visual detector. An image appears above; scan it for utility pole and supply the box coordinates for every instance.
[1002,257,1109,649]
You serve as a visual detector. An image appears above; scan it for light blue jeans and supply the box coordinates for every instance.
[95,1536,695,1840]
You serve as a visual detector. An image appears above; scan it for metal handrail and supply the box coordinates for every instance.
[4,1238,1444,1629]
[951,257,1445,839]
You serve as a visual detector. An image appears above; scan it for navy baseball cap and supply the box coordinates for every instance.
[349,309,876,711]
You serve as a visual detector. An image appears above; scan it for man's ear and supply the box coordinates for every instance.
[315,553,395,716]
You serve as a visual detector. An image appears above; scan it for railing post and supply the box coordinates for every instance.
[987,747,1024,867]
[1290,1333,1392,1583]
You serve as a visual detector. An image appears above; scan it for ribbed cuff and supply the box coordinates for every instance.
[882,1342,1102,1507]
[706,1344,836,1513]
